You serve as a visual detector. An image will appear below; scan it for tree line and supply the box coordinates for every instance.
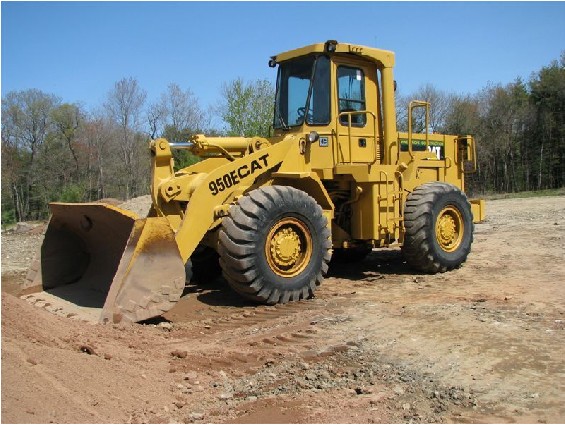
[1,78,274,223]
[397,53,564,195]
[2,53,563,224]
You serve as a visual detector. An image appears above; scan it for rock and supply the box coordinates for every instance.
[188,412,204,421]
[79,344,97,355]
[171,349,188,359]
[14,222,36,234]
[218,392,233,400]
[393,385,405,395]
[368,392,388,405]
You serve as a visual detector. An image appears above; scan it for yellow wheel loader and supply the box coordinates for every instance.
[25,40,485,323]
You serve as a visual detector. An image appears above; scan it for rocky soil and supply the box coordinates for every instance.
[1,195,564,423]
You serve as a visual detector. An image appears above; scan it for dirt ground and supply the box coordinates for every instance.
[1,195,564,424]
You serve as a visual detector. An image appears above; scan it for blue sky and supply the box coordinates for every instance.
[2,1,565,122]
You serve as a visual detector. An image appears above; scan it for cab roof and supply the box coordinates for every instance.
[271,40,395,68]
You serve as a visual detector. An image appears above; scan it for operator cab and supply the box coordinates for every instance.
[270,40,391,166]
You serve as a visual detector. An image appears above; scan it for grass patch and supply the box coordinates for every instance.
[480,187,565,200]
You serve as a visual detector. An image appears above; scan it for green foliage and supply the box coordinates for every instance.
[1,89,62,221]
[59,184,86,203]
[439,53,565,194]
[173,150,201,171]
[220,78,275,137]
[1,208,16,227]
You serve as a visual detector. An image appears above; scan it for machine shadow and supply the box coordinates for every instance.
[145,249,428,324]
[327,248,427,279]
[181,276,257,308]
[171,248,425,312]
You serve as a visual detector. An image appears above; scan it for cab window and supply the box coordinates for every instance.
[337,66,366,126]
[306,56,331,125]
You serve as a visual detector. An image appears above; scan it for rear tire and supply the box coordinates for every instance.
[218,186,331,304]
[402,182,473,273]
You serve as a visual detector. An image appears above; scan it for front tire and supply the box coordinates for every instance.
[218,186,332,304]
[402,182,473,273]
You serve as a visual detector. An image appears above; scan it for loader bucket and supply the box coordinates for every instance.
[25,203,186,324]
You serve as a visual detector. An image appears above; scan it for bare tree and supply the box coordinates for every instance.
[411,84,452,133]
[80,112,118,200]
[104,77,147,199]
[147,99,167,139]
[1,89,60,220]
[167,84,204,136]
[50,103,84,176]
[395,90,410,132]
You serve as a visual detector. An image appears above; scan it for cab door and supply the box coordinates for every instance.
[333,60,380,165]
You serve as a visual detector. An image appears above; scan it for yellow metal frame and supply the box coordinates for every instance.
[148,40,484,262]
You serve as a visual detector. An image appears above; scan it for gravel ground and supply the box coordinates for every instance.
[1,195,564,423]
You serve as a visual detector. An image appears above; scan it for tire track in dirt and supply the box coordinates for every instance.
[4,342,106,421]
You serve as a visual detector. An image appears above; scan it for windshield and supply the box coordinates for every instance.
[274,55,330,129]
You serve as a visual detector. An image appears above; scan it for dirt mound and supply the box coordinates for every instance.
[96,197,122,206]
[118,195,152,218]
[1,293,177,423]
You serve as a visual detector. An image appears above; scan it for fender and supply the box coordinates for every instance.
[172,136,298,263]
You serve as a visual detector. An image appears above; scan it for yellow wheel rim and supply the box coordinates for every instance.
[435,206,464,252]
[265,217,312,278]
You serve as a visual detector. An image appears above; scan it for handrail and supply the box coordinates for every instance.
[408,100,430,160]
[335,110,378,164]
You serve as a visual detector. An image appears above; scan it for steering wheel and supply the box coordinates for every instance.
[296,107,313,124]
